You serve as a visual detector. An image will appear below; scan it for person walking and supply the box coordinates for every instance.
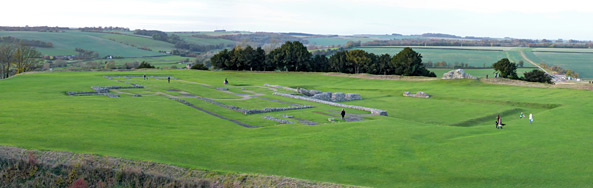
[168,76,171,83]
[520,112,524,119]
[341,109,346,120]
[496,114,500,129]
[143,74,146,80]
[529,113,533,124]
[224,78,228,85]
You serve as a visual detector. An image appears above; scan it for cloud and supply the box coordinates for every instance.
[344,0,593,13]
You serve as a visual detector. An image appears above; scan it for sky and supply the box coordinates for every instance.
[3,0,593,40]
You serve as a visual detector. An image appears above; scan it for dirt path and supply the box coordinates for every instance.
[520,49,551,75]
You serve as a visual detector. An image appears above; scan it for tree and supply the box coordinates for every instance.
[518,60,524,67]
[391,47,435,77]
[377,54,393,75]
[266,41,311,72]
[0,43,16,79]
[311,54,329,72]
[346,50,371,74]
[191,63,209,70]
[137,61,155,69]
[329,51,348,73]
[523,69,552,84]
[492,58,518,79]
[211,49,230,69]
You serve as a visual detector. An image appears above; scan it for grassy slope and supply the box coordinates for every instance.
[97,33,175,52]
[0,31,162,57]
[1,70,593,187]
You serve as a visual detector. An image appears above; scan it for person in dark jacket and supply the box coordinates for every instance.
[341,109,346,120]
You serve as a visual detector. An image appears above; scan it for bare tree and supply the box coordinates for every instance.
[14,45,41,74]
[0,44,16,79]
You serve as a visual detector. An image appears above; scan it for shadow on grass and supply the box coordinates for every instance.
[450,108,523,127]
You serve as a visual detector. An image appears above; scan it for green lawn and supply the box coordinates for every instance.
[1,70,593,187]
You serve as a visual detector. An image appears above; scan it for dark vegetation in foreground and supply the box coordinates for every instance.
[0,146,355,188]
[211,41,436,77]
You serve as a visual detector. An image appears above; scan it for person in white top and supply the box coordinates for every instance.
[529,113,533,124]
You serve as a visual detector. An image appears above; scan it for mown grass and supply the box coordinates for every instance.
[1,70,593,187]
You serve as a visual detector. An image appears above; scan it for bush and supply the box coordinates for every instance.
[523,69,553,84]
[493,58,518,79]
[136,61,155,69]
[191,63,209,70]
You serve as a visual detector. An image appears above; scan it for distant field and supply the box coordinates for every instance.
[179,35,236,46]
[109,56,190,68]
[532,52,593,78]
[357,47,529,67]
[307,37,376,46]
[98,33,175,52]
[0,31,162,57]
[430,68,538,78]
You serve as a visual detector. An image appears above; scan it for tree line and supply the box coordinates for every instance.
[210,41,436,77]
[0,43,41,79]
[0,36,53,48]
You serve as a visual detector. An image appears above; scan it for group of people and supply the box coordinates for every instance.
[496,112,533,129]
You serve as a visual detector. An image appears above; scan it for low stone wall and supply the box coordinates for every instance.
[195,95,314,115]
[403,91,430,99]
[271,85,363,102]
[262,116,294,124]
[273,92,388,116]
[264,84,299,92]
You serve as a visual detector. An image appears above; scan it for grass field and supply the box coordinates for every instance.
[108,56,191,68]
[357,47,531,68]
[0,31,163,57]
[2,70,593,187]
[307,37,377,46]
[531,51,593,78]
[430,68,538,78]
[98,33,175,52]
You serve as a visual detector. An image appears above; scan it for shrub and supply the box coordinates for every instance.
[137,61,155,69]
[523,69,553,84]
[191,63,209,70]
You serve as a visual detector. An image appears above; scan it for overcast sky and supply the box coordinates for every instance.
[4,0,593,40]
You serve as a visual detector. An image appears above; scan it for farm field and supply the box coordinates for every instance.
[1,70,593,187]
[357,46,529,67]
[307,37,377,46]
[173,32,237,46]
[430,68,538,78]
[109,56,191,68]
[97,33,175,52]
[0,31,162,57]
[531,51,593,78]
